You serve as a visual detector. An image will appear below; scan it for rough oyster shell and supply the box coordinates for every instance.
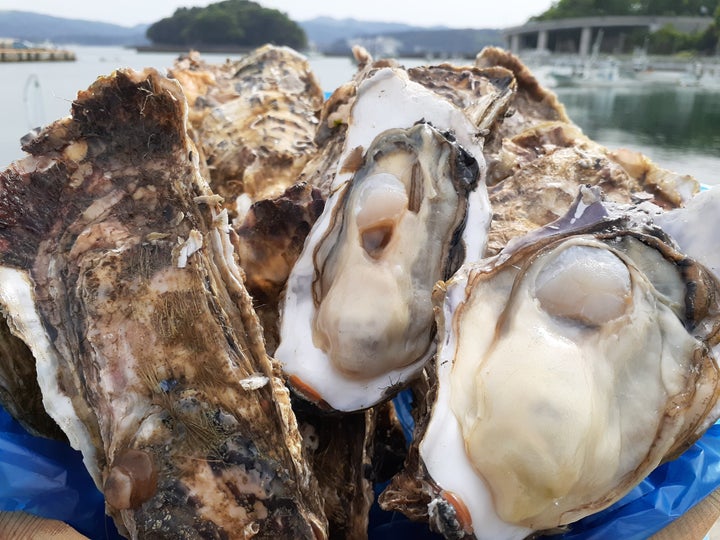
[170,45,324,207]
[0,68,327,539]
[476,47,699,258]
[233,182,325,354]
[381,187,720,539]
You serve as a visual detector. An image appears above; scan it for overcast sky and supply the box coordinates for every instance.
[3,0,555,28]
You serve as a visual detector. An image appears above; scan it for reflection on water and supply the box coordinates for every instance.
[555,86,720,183]
[557,87,720,152]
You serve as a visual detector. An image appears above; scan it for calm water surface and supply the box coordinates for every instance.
[554,86,720,185]
[1,46,718,184]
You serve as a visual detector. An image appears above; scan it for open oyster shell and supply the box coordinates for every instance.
[381,186,720,539]
[275,63,515,412]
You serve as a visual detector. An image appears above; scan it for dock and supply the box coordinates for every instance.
[0,48,76,62]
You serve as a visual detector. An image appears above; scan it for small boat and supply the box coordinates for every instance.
[549,31,631,88]
[550,58,625,87]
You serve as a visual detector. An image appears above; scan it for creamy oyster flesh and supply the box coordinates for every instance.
[277,122,481,411]
[420,265,533,540]
[0,69,327,539]
[422,230,720,536]
[312,124,476,378]
[328,67,490,263]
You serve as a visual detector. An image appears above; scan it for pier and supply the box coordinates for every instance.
[0,48,76,62]
[503,16,713,56]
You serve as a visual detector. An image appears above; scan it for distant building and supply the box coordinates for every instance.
[503,16,713,56]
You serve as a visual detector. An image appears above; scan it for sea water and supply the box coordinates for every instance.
[0,45,718,184]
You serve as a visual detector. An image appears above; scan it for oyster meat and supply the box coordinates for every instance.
[381,186,720,539]
[275,64,513,412]
[0,68,327,539]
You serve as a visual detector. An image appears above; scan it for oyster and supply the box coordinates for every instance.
[655,186,720,281]
[475,46,570,146]
[169,45,324,209]
[297,408,375,540]
[381,187,720,539]
[234,182,325,353]
[301,49,516,199]
[474,47,700,256]
[0,68,327,538]
[275,63,509,412]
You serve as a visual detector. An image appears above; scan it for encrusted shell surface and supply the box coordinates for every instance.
[170,45,324,206]
[0,68,328,539]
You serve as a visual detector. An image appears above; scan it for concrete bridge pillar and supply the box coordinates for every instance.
[537,30,548,51]
[579,26,593,56]
[510,34,520,54]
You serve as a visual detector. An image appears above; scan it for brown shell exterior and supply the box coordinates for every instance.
[0,68,327,539]
[474,47,699,257]
[170,45,324,205]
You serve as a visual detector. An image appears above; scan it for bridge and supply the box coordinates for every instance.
[503,16,713,56]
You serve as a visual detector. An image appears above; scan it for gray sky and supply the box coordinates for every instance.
[3,0,555,28]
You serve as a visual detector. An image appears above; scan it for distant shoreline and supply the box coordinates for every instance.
[134,44,256,54]
[132,44,477,61]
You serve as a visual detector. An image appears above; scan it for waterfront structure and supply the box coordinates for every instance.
[503,16,712,56]
[0,38,75,62]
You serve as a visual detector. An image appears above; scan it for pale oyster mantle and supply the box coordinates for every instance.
[0,68,327,539]
[275,65,512,412]
[381,187,720,539]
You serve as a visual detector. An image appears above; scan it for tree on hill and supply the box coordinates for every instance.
[533,0,717,19]
[146,0,307,50]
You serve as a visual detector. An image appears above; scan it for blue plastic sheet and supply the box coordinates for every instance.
[0,407,121,539]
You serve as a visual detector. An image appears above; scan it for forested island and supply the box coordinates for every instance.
[534,0,720,54]
[146,0,306,51]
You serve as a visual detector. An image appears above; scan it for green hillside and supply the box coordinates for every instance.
[146,0,306,50]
